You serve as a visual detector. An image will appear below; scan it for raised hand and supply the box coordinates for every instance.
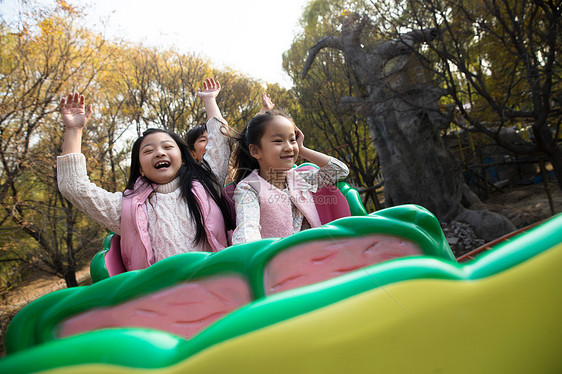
[293,125,331,167]
[258,92,275,114]
[196,77,221,100]
[295,126,305,151]
[197,78,223,119]
[60,93,93,131]
[262,92,274,111]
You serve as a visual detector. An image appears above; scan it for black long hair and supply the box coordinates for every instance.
[232,108,293,183]
[126,128,234,245]
[186,124,207,152]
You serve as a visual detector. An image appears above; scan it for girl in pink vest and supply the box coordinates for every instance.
[57,78,234,271]
[230,108,349,244]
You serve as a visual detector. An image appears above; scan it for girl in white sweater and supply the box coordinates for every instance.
[57,78,234,270]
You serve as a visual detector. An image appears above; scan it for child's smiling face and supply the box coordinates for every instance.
[250,115,299,174]
[190,130,208,162]
[139,132,183,185]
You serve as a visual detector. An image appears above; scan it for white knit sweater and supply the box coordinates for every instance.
[57,117,230,262]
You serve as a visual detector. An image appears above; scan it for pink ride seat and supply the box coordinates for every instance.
[295,163,351,225]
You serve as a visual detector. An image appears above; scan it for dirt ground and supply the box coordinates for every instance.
[480,182,562,228]
[1,181,561,357]
[0,267,92,357]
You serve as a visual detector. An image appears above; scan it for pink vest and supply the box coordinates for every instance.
[242,169,321,239]
[111,178,228,272]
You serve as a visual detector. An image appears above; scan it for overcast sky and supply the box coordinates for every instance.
[0,0,311,87]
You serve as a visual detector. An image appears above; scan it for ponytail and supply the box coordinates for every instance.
[232,123,260,183]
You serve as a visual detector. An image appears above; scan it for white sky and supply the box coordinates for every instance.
[0,0,311,88]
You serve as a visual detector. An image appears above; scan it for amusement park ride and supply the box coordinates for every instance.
[1,178,561,373]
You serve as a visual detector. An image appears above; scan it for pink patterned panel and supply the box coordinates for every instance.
[58,275,251,340]
[264,235,422,295]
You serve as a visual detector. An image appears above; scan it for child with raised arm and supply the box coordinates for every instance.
[187,92,274,163]
[230,108,349,244]
[57,78,234,271]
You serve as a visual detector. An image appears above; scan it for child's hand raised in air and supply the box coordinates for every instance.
[258,92,275,114]
[197,77,221,100]
[60,93,93,130]
[197,77,223,119]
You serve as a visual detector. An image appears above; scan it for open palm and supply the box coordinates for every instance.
[60,93,93,130]
[196,77,221,100]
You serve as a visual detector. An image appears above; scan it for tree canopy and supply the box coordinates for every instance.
[0,1,302,288]
[370,0,562,188]
[284,0,382,201]
[285,0,558,240]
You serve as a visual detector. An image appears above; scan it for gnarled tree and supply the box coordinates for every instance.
[302,12,515,240]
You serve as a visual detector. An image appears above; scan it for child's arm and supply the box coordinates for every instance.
[295,126,331,167]
[257,92,275,115]
[58,93,122,234]
[197,78,231,188]
[295,126,349,188]
[231,183,262,244]
[60,93,93,155]
[197,77,222,119]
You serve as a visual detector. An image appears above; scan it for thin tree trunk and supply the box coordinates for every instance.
[548,151,562,191]
[533,122,562,191]
[64,270,78,288]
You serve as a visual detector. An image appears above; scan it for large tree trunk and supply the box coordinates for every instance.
[303,13,516,241]
[369,97,462,220]
[367,99,516,239]
[367,82,516,238]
